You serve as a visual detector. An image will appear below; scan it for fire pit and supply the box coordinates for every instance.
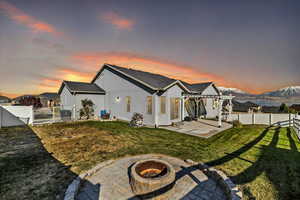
[130,159,175,198]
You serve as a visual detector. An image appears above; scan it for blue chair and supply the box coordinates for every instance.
[100,110,110,119]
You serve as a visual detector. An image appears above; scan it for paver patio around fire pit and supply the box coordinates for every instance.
[76,154,228,200]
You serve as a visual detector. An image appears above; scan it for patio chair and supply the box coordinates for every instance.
[100,110,110,120]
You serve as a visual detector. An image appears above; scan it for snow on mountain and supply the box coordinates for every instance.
[261,86,300,97]
[217,87,248,95]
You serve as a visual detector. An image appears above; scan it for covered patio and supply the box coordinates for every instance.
[181,93,234,127]
[162,119,232,138]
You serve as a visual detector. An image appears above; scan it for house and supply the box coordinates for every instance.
[59,64,233,126]
[12,95,41,107]
[0,95,11,105]
[39,93,60,107]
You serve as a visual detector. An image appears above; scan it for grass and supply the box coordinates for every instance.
[1,121,300,199]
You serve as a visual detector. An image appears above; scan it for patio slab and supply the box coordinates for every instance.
[76,154,227,200]
[161,119,232,138]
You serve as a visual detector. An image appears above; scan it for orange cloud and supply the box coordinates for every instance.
[0,1,63,36]
[37,69,93,92]
[0,92,21,98]
[101,11,135,30]
[71,52,229,86]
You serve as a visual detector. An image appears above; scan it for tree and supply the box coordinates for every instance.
[279,103,289,113]
[79,99,94,119]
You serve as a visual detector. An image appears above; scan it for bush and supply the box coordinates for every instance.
[232,120,243,128]
[130,113,144,127]
[184,116,192,121]
[79,99,94,120]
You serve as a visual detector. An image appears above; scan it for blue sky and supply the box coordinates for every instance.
[0,0,299,97]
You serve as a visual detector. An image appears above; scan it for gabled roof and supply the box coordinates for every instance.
[39,92,59,99]
[108,65,177,89]
[58,81,105,95]
[0,95,11,103]
[91,64,189,94]
[182,81,219,94]
[93,64,217,94]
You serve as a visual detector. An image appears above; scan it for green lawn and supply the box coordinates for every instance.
[1,121,300,200]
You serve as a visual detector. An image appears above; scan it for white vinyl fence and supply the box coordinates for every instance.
[0,106,33,128]
[231,113,300,139]
[33,106,75,125]
[230,113,298,126]
[293,118,300,139]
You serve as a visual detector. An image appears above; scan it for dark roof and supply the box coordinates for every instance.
[290,104,300,112]
[92,64,216,94]
[39,92,59,99]
[0,95,11,103]
[12,95,37,101]
[108,64,177,89]
[230,100,260,112]
[59,81,105,94]
[181,81,215,94]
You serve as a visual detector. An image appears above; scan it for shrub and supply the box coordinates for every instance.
[184,116,192,121]
[232,120,243,128]
[79,99,94,120]
[130,113,144,127]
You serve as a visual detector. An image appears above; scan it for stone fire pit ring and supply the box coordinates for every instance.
[130,159,176,197]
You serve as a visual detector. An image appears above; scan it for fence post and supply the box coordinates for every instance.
[0,107,2,129]
[269,114,272,126]
[252,113,255,125]
[52,106,55,122]
[289,113,291,127]
[238,114,240,122]
[73,104,76,121]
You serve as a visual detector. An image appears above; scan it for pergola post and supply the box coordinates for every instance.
[195,98,201,119]
[218,98,224,128]
[181,97,185,121]
[228,95,233,121]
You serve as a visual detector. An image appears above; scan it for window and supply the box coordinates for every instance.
[160,96,166,114]
[170,98,180,120]
[125,96,131,112]
[146,96,153,114]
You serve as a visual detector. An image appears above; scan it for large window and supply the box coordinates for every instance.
[160,96,166,114]
[146,96,153,114]
[170,98,180,120]
[125,96,131,112]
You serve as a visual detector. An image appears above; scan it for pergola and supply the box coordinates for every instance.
[181,93,234,127]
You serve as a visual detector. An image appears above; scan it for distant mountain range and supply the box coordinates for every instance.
[259,86,300,97]
[218,86,300,97]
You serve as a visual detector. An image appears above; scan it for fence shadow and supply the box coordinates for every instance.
[207,126,300,199]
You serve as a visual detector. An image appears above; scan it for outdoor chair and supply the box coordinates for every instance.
[100,110,110,120]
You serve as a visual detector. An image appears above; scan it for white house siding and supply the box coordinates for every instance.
[158,85,184,125]
[94,68,155,125]
[201,85,219,118]
[60,86,75,109]
[74,94,105,119]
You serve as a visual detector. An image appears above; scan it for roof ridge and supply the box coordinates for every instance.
[108,64,177,80]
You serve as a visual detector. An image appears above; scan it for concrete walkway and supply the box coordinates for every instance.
[76,154,227,200]
[161,119,232,138]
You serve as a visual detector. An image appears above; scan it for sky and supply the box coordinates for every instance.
[0,0,299,98]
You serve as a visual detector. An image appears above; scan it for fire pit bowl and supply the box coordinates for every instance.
[130,159,175,197]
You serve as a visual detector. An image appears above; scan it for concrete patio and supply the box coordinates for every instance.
[161,119,232,138]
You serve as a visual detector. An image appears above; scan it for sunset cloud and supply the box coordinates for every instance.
[37,68,93,91]
[34,52,230,93]
[0,1,63,36]
[101,11,135,30]
[70,52,229,85]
